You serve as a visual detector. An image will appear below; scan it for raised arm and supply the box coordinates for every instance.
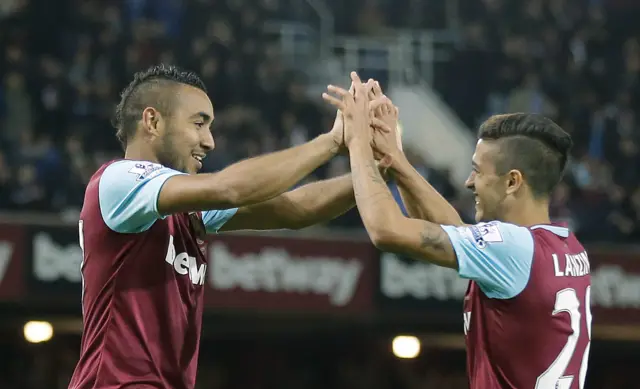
[366,81,464,226]
[391,154,464,225]
[157,132,340,215]
[219,174,355,231]
[321,73,457,268]
[324,74,535,296]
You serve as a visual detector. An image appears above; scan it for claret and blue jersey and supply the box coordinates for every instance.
[442,221,538,299]
[69,160,238,389]
[441,221,592,389]
[98,160,237,234]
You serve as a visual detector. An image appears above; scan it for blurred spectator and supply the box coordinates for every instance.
[445,0,640,242]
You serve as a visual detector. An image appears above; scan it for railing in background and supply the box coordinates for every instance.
[330,30,458,87]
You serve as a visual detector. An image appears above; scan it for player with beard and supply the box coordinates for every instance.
[323,72,592,389]
[68,65,385,389]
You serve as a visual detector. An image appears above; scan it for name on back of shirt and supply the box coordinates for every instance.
[552,251,590,277]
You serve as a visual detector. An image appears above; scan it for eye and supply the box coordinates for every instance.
[195,122,206,128]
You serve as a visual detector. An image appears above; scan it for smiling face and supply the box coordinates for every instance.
[465,139,511,222]
[152,84,215,174]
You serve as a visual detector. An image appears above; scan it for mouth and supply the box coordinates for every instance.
[192,154,205,169]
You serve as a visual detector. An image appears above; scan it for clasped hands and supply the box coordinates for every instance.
[324,71,402,170]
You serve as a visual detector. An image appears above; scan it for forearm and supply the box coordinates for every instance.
[220,134,337,206]
[158,134,339,214]
[391,155,464,226]
[349,140,404,243]
[219,174,355,231]
[282,174,355,228]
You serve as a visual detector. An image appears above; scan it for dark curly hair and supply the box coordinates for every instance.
[113,64,207,149]
[478,113,573,198]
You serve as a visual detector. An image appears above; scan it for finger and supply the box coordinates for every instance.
[367,79,376,102]
[370,117,393,133]
[322,93,346,110]
[327,84,351,98]
[373,81,383,96]
[382,99,392,116]
[369,97,391,113]
[373,80,383,97]
[350,71,363,86]
[364,80,375,98]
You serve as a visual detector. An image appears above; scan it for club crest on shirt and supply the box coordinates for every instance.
[461,222,503,249]
[128,162,163,181]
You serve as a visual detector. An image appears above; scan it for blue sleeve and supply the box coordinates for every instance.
[441,221,534,299]
[202,208,238,233]
[99,160,186,233]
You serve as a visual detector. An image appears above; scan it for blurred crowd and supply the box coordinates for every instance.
[2,0,640,242]
[0,0,372,226]
[444,0,640,242]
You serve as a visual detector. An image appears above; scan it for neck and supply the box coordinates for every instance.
[502,198,551,227]
[124,141,159,164]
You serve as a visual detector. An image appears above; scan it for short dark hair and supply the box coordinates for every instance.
[478,113,573,198]
[113,64,207,148]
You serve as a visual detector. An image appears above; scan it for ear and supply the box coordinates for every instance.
[141,107,162,137]
[505,169,524,195]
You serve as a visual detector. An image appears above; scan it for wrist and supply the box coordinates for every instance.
[317,133,340,156]
[388,152,412,178]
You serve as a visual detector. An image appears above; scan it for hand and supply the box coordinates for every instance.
[367,80,402,159]
[329,109,345,154]
[327,83,356,154]
[323,72,375,148]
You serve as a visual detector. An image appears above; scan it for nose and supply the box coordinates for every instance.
[465,173,474,190]
[201,130,215,152]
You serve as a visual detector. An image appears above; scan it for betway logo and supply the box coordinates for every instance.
[165,235,206,285]
[208,242,363,306]
[380,253,466,300]
[33,233,82,282]
[592,265,640,308]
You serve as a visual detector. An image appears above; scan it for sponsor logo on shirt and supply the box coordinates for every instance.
[165,235,206,285]
[128,162,164,181]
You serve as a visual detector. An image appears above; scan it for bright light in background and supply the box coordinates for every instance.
[23,321,53,343]
[392,335,421,359]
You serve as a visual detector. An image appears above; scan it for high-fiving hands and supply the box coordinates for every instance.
[323,72,378,148]
[323,72,402,162]
[367,80,403,158]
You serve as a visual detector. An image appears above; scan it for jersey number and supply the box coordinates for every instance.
[535,286,592,389]
[78,220,86,315]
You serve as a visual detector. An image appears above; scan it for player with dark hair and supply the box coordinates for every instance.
[323,72,591,389]
[68,65,383,389]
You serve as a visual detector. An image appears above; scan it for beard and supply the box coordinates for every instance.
[155,131,187,173]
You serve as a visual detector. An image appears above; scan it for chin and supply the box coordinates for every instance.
[475,210,491,223]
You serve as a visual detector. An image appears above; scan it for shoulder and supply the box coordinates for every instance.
[448,221,534,252]
[443,221,535,299]
[98,160,185,233]
[101,160,169,184]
